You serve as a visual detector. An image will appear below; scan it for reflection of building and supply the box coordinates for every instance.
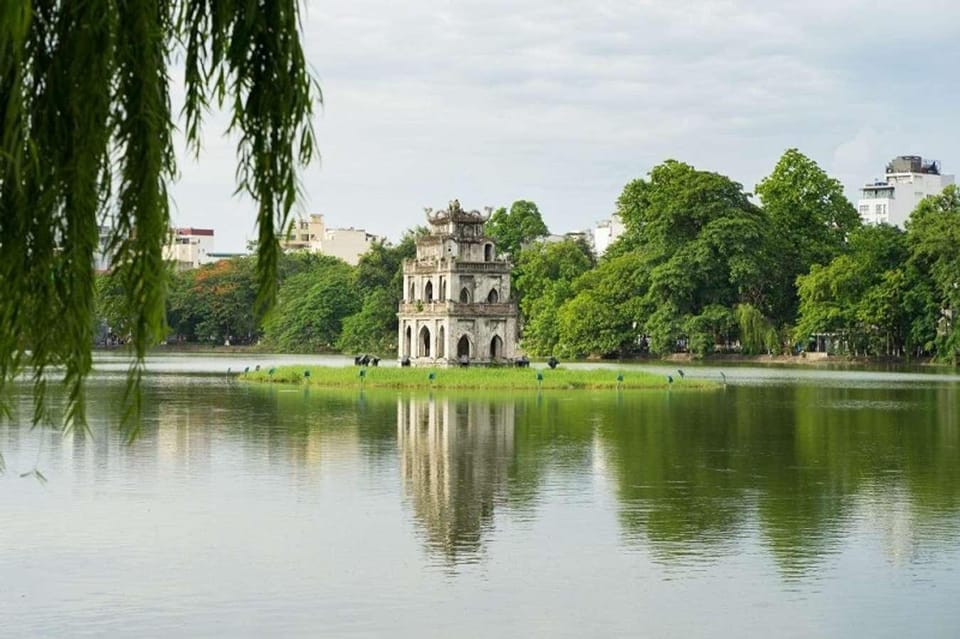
[398,200,519,366]
[397,396,515,561]
[281,213,380,266]
[857,156,954,227]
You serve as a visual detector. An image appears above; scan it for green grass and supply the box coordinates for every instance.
[240,364,716,391]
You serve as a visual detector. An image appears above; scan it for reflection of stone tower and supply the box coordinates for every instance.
[397,200,518,366]
[397,396,515,561]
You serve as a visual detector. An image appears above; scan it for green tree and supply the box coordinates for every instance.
[485,200,549,259]
[614,160,775,356]
[264,258,359,352]
[167,258,259,344]
[1,2,317,430]
[907,185,960,362]
[755,149,861,324]
[96,271,135,344]
[735,303,779,355]
[337,231,420,354]
[513,239,594,354]
[338,289,398,355]
[794,224,910,356]
[556,252,648,358]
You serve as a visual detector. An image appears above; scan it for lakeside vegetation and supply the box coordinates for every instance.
[240,365,715,391]
[95,149,960,367]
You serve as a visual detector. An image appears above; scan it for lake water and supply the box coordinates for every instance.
[2,354,960,637]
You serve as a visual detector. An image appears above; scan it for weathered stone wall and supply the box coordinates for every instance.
[398,203,518,366]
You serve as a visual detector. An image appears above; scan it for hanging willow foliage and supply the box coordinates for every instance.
[0,1,318,439]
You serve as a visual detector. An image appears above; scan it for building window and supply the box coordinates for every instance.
[457,335,470,358]
[490,335,503,359]
[859,204,870,215]
[419,326,431,358]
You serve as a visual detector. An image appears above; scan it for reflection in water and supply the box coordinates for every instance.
[397,396,515,563]
[597,384,960,577]
[3,369,960,636]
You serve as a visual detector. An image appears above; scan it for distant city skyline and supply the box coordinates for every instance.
[168,0,960,252]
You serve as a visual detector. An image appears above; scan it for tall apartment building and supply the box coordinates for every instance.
[857,156,955,228]
[281,213,379,266]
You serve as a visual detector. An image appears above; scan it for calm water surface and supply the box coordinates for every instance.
[2,354,959,637]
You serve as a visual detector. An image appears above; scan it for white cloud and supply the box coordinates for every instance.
[168,0,960,250]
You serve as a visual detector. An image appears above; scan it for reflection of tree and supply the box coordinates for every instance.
[6,379,400,480]
[397,396,515,563]
[597,384,960,577]
[8,372,960,582]
[598,391,750,563]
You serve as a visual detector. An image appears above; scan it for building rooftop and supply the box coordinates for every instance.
[886,156,940,175]
[174,227,215,236]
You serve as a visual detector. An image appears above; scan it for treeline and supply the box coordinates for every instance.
[505,150,960,362]
[96,232,419,354]
[95,148,960,362]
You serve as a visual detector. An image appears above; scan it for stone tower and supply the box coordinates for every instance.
[398,200,518,366]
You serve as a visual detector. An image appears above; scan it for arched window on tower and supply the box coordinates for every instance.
[484,244,493,262]
[419,326,431,358]
[487,288,499,303]
[490,335,503,359]
[457,335,470,359]
[425,281,434,302]
[460,287,471,303]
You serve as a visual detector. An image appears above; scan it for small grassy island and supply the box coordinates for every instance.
[240,365,717,391]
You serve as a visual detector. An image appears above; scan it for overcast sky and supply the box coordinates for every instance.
[169,0,960,252]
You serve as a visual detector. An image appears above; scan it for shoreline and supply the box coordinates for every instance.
[94,344,949,370]
[239,365,718,391]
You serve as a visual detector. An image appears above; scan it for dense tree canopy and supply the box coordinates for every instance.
[264,257,359,352]
[338,232,418,354]
[906,185,960,361]
[756,149,861,322]
[607,160,775,356]
[513,238,594,355]
[485,200,549,259]
[793,221,940,358]
[557,252,648,357]
[167,258,259,345]
[1,1,318,431]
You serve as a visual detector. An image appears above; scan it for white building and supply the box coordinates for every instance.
[858,156,954,228]
[281,213,380,265]
[592,213,625,256]
[163,227,215,271]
